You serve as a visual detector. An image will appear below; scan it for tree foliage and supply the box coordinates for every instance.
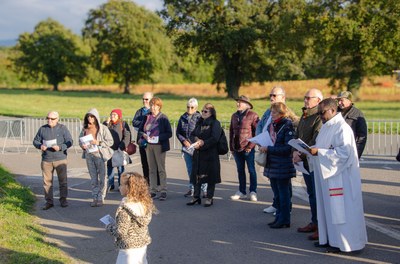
[83,0,172,94]
[160,0,308,98]
[12,18,87,91]
[307,0,400,95]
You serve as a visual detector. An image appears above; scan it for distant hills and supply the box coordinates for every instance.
[0,39,17,47]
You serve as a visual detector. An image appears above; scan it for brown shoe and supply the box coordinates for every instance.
[308,231,319,240]
[42,203,54,210]
[297,223,318,233]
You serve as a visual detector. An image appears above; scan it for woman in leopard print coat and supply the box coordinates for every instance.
[107,172,156,264]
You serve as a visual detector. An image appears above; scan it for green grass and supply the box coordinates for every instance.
[0,165,72,264]
[0,88,399,121]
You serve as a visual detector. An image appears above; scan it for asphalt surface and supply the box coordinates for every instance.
[0,151,399,264]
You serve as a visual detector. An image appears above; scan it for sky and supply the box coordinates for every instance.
[0,0,163,41]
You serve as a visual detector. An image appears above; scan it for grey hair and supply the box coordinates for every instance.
[187,97,198,107]
[309,88,323,101]
[47,111,59,118]
[272,86,286,96]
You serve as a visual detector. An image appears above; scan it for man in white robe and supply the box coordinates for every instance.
[309,98,367,253]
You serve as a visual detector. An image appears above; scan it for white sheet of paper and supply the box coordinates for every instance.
[147,136,159,144]
[99,214,115,225]
[288,139,312,157]
[80,134,98,153]
[248,131,273,147]
[44,139,57,148]
[294,162,310,175]
[182,143,196,156]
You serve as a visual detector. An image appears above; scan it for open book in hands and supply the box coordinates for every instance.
[288,139,312,157]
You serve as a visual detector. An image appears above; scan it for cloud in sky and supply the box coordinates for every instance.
[0,0,163,40]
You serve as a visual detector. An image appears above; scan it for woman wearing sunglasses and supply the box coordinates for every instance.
[187,103,222,207]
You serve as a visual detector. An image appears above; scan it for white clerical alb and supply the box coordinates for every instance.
[311,113,367,252]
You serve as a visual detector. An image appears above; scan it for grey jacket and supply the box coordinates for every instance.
[79,108,114,161]
[33,123,73,162]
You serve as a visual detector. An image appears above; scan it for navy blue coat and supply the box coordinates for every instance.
[263,118,296,179]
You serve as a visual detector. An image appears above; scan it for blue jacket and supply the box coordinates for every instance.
[176,111,201,145]
[263,118,296,179]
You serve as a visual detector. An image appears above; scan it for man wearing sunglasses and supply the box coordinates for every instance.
[132,92,156,184]
[33,111,73,210]
[293,88,323,240]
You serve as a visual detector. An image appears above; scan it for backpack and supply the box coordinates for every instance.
[218,129,229,155]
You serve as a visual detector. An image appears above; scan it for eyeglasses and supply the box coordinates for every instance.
[46,117,57,120]
[270,94,283,98]
[187,106,195,109]
[142,98,150,101]
[201,110,209,114]
[318,109,329,116]
[304,96,318,100]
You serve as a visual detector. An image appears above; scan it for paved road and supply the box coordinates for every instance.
[0,152,399,264]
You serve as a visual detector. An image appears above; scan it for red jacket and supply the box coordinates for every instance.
[229,110,259,152]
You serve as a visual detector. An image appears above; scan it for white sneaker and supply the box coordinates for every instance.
[230,191,247,200]
[249,192,257,201]
[263,205,277,213]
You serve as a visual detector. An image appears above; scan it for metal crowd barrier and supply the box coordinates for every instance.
[1,117,399,157]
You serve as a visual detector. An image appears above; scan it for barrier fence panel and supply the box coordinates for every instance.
[0,117,399,157]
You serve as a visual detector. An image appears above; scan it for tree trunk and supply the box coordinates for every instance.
[53,83,59,92]
[224,54,241,99]
[347,56,363,99]
[123,79,130,94]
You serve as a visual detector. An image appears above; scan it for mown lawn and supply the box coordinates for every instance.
[0,88,399,121]
[0,165,73,263]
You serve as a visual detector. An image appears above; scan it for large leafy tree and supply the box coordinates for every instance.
[83,0,171,94]
[308,0,400,95]
[12,18,87,91]
[160,0,307,98]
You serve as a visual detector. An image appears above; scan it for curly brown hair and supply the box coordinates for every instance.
[121,172,155,214]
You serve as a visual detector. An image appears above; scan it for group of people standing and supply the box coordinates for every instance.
[33,86,369,259]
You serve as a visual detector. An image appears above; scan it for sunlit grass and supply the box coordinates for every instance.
[0,166,73,263]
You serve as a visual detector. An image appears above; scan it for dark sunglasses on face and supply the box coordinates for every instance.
[187,106,195,109]
[142,98,149,101]
[304,96,318,100]
[46,117,57,120]
[201,110,209,113]
[269,94,282,98]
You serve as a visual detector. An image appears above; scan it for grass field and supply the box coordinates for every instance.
[0,165,73,264]
[0,87,398,121]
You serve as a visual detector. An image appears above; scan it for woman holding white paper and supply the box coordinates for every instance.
[138,97,172,201]
[79,108,113,207]
[259,102,296,228]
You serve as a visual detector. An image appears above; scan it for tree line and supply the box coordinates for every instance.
[6,0,400,98]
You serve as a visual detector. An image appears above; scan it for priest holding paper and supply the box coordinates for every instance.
[309,98,367,253]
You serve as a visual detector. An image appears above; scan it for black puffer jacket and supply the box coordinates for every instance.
[263,118,296,179]
[340,105,367,158]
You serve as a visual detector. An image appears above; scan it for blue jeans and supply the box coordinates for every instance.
[107,163,124,188]
[183,152,207,192]
[183,152,194,190]
[303,171,317,225]
[233,149,257,194]
[270,177,291,224]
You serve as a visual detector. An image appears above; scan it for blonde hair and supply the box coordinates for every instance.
[270,102,299,123]
[121,172,155,214]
